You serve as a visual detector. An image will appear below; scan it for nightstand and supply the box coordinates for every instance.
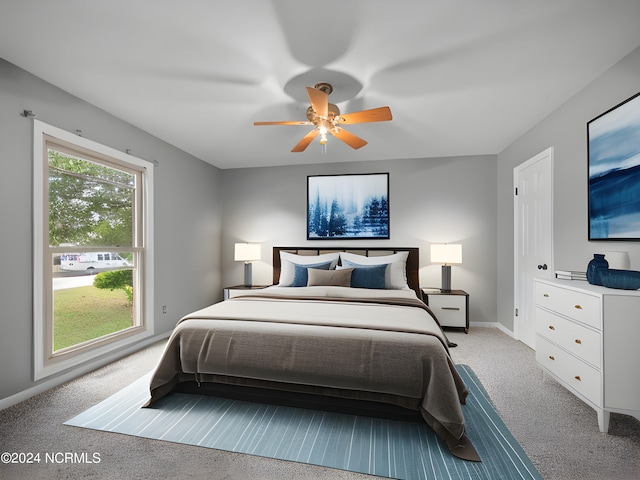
[422,289,469,333]
[223,285,269,300]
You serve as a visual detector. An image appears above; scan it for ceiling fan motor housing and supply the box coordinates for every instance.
[306,103,341,123]
[313,82,333,95]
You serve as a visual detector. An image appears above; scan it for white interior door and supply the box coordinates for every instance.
[514,148,554,349]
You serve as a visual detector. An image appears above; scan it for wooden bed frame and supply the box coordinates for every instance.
[272,246,421,297]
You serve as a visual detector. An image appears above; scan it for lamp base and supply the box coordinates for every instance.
[441,265,452,292]
[243,262,253,287]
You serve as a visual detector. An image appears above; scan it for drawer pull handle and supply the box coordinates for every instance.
[442,307,460,311]
[543,293,549,297]
[548,355,555,361]
[575,339,582,345]
[574,305,582,310]
[574,375,582,382]
[548,325,556,331]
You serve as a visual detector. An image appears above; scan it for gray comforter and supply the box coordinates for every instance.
[145,286,479,461]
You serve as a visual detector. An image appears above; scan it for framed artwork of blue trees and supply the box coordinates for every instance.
[307,173,389,240]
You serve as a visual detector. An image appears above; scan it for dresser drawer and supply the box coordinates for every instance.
[536,336,602,405]
[535,282,601,329]
[535,307,602,368]
[428,295,466,328]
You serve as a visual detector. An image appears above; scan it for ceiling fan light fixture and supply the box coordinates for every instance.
[318,125,328,155]
[253,82,392,152]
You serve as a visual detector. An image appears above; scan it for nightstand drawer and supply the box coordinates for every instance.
[536,336,601,405]
[428,295,466,328]
[535,282,601,329]
[535,307,601,368]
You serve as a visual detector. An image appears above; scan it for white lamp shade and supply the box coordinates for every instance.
[604,251,630,270]
[430,244,462,264]
[234,243,261,262]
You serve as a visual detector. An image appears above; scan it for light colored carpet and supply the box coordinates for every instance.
[447,328,640,480]
[0,327,638,479]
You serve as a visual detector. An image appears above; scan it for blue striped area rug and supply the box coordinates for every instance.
[65,365,541,480]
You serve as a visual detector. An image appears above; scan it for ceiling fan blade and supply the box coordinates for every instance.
[254,120,312,126]
[306,86,328,118]
[291,129,320,152]
[330,128,368,149]
[338,106,392,124]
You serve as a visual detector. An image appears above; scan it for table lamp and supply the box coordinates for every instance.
[430,244,462,292]
[234,243,261,286]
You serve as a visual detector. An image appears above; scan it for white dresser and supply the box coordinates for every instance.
[534,278,640,432]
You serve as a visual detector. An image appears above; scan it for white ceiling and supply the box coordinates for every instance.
[2,0,640,169]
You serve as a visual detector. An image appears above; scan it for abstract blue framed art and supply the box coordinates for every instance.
[307,173,389,240]
[588,91,640,240]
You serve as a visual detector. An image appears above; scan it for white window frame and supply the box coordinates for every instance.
[33,120,154,381]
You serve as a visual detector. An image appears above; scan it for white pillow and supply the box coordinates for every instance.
[339,251,409,289]
[278,252,340,287]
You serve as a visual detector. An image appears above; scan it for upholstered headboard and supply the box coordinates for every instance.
[272,246,421,297]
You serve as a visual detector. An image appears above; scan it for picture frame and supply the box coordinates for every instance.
[307,173,389,240]
[588,91,640,240]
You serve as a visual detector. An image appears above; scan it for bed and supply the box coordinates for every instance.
[145,247,480,461]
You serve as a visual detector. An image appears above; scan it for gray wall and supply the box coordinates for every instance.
[0,59,223,402]
[496,46,640,331]
[5,42,637,404]
[220,155,498,326]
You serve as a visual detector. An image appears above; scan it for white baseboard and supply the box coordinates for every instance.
[469,321,516,338]
[0,332,170,411]
[495,322,516,338]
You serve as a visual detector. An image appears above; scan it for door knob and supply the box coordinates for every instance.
[537,264,548,270]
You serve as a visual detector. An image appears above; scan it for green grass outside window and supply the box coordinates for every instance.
[53,286,133,351]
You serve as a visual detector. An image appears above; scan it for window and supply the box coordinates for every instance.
[33,121,154,380]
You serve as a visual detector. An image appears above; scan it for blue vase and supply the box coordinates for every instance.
[586,254,608,285]
[600,269,640,290]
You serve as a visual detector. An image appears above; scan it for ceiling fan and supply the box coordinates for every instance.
[254,82,392,152]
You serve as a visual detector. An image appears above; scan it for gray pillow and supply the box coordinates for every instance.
[307,268,354,287]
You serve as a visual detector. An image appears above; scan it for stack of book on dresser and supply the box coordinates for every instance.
[555,270,587,281]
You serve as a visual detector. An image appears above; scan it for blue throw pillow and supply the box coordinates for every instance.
[292,261,332,287]
[349,264,388,289]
